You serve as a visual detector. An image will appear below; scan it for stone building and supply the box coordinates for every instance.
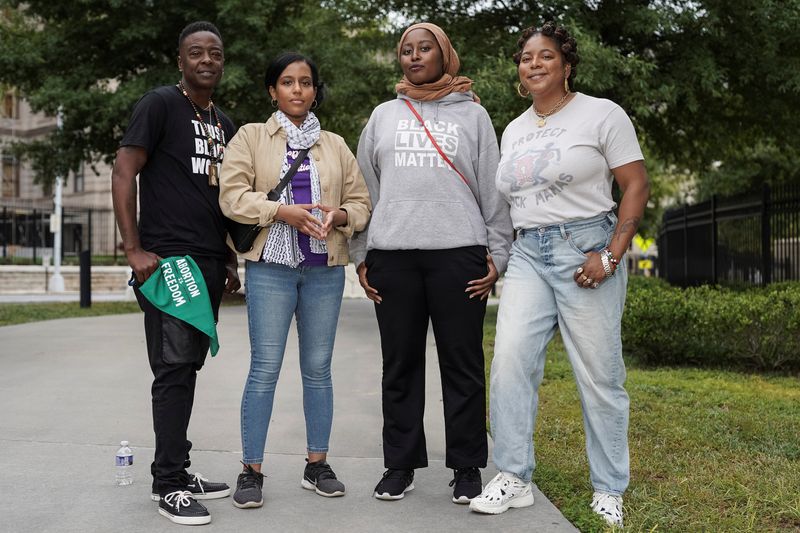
[0,89,116,258]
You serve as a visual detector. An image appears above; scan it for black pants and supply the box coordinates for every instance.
[366,246,489,469]
[134,256,226,495]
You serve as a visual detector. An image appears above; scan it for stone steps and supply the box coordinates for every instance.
[0,265,131,293]
[0,263,502,298]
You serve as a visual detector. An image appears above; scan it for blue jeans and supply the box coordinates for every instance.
[489,212,630,495]
[241,261,345,464]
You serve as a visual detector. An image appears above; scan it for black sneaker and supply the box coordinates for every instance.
[150,473,230,501]
[301,459,346,497]
[233,463,264,509]
[187,472,231,500]
[158,490,211,525]
[373,469,414,500]
[449,467,482,504]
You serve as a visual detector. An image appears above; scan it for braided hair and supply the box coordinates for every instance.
[513,21,580,91]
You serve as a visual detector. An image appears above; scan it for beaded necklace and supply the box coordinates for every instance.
[177,80,226,186]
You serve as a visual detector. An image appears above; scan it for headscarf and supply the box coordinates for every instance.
[394,22,473,101]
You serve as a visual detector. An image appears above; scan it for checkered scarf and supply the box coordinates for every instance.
[262,111,326,267]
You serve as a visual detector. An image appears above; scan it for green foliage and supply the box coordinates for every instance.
[484,304,800,531]
[623,276,800,370]
[0,0,395,178]
[696,141,800,200]
[2,0,799,215]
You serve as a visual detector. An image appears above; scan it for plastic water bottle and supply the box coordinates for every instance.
[115,441,134,486]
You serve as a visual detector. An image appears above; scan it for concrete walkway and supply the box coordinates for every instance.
[0,300,577,533]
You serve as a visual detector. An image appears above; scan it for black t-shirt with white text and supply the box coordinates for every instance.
[120,85,236,260]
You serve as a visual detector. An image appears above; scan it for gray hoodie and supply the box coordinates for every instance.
[350,92,513,273]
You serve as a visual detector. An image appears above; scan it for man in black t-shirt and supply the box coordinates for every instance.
[111,21,240,527]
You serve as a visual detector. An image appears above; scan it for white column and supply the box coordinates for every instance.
[48,110,65,292]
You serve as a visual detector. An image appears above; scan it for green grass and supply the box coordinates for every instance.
[0,293,245,327]
[483,305,800,532]
[0,301,142,326]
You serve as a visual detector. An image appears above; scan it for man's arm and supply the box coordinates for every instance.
[111,146,160,283]
[223,246,241,293]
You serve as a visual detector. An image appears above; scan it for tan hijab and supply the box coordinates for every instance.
[394,22,473,101]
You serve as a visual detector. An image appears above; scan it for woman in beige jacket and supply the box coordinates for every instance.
[218,52,370,508]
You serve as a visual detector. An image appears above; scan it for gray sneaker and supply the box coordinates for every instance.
[233,463,264,509]
[301,459,345,497]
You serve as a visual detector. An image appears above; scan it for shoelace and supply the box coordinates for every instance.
[190,473,208,495]
[238,463,263,489]
[449,467,480,487]
[239,474,259,490]
[163,490,193,512]
[307,462,336,481]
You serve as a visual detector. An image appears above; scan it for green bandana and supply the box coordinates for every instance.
[138,255,220,356]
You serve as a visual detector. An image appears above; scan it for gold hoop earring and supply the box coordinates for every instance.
[516,82,530,98]
[311,100,318,109]
[271,98,277,108]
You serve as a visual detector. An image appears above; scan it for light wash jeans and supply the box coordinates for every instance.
[489,212,630,495]
[241,261,345,464]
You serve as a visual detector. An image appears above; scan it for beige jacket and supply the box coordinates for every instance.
[219,114,371,264]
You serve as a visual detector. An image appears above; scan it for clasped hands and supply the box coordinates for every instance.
[275,203,346,241]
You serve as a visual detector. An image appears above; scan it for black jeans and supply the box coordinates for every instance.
[134,256,226,495]
[366,246,489,470]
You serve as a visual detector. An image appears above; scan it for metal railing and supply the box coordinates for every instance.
[0,202,119,264]
[658,184,800,287]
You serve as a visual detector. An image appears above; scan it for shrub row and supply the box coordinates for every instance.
[622,276,800,371]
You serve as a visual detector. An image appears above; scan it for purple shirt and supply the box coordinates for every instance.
[287,147,328,266]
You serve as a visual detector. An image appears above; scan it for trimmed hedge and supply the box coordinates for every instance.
[623,276,800,370]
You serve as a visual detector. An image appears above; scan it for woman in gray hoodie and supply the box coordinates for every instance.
[350,22,513,505]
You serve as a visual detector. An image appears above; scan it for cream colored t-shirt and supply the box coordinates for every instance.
[495,92,644,229]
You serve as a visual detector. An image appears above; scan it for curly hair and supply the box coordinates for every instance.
[513,21,580,90]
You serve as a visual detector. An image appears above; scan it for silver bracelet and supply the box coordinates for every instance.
[600,250,614,277]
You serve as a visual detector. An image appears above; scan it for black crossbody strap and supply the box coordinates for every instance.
[267,148,310,201]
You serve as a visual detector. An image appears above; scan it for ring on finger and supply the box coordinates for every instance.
[578,274,588,282]
[584,278,593,285]
[576,267,584,275]
[592,282,599,288]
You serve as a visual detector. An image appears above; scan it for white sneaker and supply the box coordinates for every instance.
[591,491,624,528]
[468,472,534,514]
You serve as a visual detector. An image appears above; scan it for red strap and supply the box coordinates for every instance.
[403,100,469,186]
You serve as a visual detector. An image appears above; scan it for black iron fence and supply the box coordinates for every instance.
[658,184,800,287]
[0,202,119,263]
